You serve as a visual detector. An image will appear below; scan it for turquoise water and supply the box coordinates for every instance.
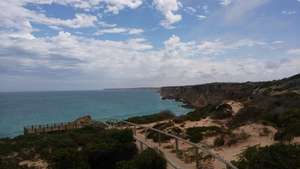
[0,90,190,138]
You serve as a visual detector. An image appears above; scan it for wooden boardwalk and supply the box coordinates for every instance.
[23,117,238,169]
[106,120,238,169]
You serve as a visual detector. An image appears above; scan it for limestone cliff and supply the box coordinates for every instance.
[160,74,300,109]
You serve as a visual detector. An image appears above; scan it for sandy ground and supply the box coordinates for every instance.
[177,117,222,129]
[293,136,300,144]
[19,159,48,169]
[212,124,277,169]
[226,100,244,115]
[139,117,281,169]
[131,101,300,169]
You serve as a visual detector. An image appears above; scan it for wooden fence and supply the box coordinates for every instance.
[24,122,82,134]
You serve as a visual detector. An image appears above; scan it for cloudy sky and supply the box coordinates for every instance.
[0,0,300,91]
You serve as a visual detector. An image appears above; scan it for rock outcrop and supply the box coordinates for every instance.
[160,73,300,109]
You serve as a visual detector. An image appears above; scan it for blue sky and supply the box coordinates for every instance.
[0,0,300,91]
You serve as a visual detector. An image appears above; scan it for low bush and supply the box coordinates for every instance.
[117,148,167,169]
[186,126,222,143]
[0,127,138,169]
[227,131,250,146]
[169,127,182,135]
[272,109,300,141]
[127,111,175,124]
[147,122,173,142]
[173,115,187,123]
[51,148,89,169]
[214,136,225,147]
[210,104,233,119]
[185,104,216,121]
[232,144,300,169]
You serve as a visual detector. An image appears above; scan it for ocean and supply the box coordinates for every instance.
[0,90,190,138]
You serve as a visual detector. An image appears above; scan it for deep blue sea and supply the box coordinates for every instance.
[0,90,190,138]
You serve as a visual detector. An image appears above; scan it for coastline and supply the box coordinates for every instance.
[0,89,190,138]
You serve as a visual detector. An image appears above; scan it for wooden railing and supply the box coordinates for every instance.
[109,120,238,169]
[135,136,182,169]
[24,122,82,134]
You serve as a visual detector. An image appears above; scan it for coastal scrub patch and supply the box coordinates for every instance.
[147,122,173,142]
[127,111,175,124]
[117,148,167,169]
[232,144,300,169]
[0,127,139,169]
[185,104,216,121]
[186,126,222,143]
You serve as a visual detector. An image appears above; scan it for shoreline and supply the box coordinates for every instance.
[0,89,191,139]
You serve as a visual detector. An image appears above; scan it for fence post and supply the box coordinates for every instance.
[140,141,144,151]
[134,125,137,136]
[158,132,161,147]
[144,128,148,141]
[195,147,200,169]
[175,138,179,158]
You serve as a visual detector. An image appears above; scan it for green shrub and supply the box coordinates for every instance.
[232,144,300,169]
[185,104,216,121]
[127,111,175,124]
[170,127,182,135]
[134,148,166,169]
[0,127,138,169]
[0,159,21,169]
[51,148,89,169]
[210,104,232,119]
[262,108,300,141]
[116,148,167,169]
[116,160,136,169]
[214,136,225,147]
[147,122,173,142]
[87,142,137,169]
[227,131,250,146]
[173,115,187,123]
[186,126,222,143]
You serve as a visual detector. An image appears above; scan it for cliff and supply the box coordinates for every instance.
[160,74,300,109]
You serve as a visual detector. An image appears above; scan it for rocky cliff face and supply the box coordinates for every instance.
[160,74,300,109]
[160,83,258,108]
[161,74,300,141]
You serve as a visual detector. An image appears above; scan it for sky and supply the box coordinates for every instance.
[0,0,300,91]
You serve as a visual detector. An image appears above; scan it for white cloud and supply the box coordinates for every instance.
[0,0,100,39]
[220,0,232,6]
[163,35,197,57]
[103,0,143,14]
[1,33,299,90]
[185,6,208,20]
[197,15,207,20]
[184,6,197,15]
[272,41,284,44]
[95,27,144,35]
[224,0,270,23]
[202,5,209,14]
[196,39,267,55]
[128,28,144,35]
[282,10,297,15]
[0,0,144,39]
[287,48,300,55]
[34,13,98,28]
[153,0,182,29]
[164,35,181,47]
[27,0,142,14]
